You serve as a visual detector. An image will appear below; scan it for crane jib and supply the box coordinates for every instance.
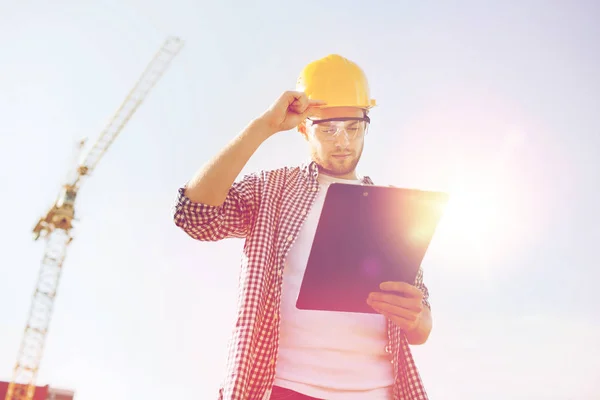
[5,35,184,400]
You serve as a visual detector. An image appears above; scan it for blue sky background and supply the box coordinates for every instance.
[1,1,599,399]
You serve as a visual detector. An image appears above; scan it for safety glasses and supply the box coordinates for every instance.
[306,116,370,142]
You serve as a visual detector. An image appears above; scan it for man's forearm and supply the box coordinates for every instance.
[405,307,432,345]
[184,118,272,206]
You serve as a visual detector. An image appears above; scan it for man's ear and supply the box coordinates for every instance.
[298,122,308,140]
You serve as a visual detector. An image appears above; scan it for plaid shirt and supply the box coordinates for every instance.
[173,161,430,400]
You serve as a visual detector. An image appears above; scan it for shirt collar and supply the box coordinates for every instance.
[302,160,373,186]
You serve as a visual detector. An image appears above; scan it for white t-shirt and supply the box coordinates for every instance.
[274,173,394,400]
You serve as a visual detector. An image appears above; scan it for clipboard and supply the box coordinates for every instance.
[295,183,449,314]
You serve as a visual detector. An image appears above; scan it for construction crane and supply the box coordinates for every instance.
[5,36,184,400]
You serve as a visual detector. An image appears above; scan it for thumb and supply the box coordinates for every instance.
[298,100,327,119]
[299,107,314,120]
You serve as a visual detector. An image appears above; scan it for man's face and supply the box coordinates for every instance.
[300,107,368,179]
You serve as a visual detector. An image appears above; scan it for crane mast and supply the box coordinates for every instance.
[5,36,184,400]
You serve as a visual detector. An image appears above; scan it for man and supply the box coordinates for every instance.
[173,54,432,400]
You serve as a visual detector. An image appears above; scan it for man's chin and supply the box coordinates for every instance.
[317,163,357,177]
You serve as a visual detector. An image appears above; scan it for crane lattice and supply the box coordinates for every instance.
[5,36,184,400]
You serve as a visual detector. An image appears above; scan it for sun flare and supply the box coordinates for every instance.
[427,176,513,275]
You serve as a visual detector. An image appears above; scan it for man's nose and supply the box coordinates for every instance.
[333,131,350,147]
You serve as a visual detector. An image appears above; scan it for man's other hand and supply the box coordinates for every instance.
[367,281,425,333]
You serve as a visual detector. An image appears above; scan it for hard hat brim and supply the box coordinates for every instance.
[310,99,377,109]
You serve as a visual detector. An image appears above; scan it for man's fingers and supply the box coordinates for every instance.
[285,91,307,111]
[307,99,327,106]
[288,92,326,114]
[367,300,419,322]
[298,102,327,120]
[286,90,306,100]
[367,285,425,332]
[379,281,423,299]
[368,292,422,312]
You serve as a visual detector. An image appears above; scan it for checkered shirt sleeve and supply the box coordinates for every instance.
[414,267,430,310]
[173,173,261,241]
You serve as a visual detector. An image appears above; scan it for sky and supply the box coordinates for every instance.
[0,0,599,399]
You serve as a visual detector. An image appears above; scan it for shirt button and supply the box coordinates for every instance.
[277,269,282,276]
[269,358,275,366]
[311,187,318,192]
[287,235,293,242]
[301,210,307,216]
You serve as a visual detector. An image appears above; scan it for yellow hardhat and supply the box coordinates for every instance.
[296,54,376,109]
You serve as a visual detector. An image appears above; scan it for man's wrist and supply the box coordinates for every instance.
[249,116,278,140]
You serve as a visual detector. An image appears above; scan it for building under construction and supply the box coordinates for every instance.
[0,382,73,400]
